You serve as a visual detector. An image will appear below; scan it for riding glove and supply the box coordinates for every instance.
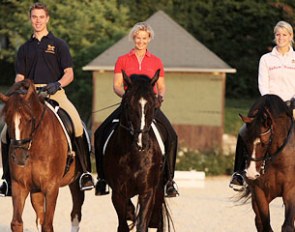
[45,82,61,95]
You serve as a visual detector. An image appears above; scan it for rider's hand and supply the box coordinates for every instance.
[44,82,61,95]
[155,95,164,108]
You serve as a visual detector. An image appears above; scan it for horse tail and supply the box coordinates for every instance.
[162,198,175,232]
[235,186,251,205]
[148,187,175,232]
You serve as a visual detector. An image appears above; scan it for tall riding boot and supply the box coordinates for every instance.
[94,128,109,196]
[0,142,11,197]
[229,134,247,191]
[75,136,94,191]
[165,140,179,197]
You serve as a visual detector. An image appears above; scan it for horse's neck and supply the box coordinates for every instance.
[272,117,292,148]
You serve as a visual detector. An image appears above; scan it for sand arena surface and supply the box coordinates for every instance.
[0,175,284,232]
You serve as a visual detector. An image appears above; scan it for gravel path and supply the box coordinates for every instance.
[0,175,285,232]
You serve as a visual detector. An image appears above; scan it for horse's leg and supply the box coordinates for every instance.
[137,190,155,232]
[42,186,59,232]
[282,193,295,232]
[111,191,129,232]
[251,190,273,232]
[11,182,29,232]
[31,192,45,230]
[149,185,165,232]
[69,180,85,232]
[126,199,135,222]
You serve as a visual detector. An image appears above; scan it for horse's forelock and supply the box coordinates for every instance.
[2,80,38,124]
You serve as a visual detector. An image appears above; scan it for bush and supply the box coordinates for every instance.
[176,148,234,176]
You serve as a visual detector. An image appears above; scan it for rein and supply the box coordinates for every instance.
[92,102,120,114]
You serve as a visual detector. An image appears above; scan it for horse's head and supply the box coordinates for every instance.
[0,79,45,166]
[239,94,292,180]
[120,70,160,151]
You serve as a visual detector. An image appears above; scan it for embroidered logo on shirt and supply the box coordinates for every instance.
[45,44,55,54]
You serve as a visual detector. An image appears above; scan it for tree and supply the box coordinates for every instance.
[169,0,295,98]
[0,0,130,120]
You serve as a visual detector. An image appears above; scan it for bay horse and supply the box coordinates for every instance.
[239,94,295,232]
[0,79,85,232]
[98,71,173,232]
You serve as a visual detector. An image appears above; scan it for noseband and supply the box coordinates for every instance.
[10,103,47,152]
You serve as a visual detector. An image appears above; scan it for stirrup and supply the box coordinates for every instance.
[79,172,94,191]
[229,172,246,192]
[165,180,179,197]
[95,179,110,196]
[0,179,9,197]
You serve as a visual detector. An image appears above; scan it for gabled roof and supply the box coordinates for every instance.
[83,11,236,73]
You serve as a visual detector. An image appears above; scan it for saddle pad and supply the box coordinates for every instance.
[103,121,165,155]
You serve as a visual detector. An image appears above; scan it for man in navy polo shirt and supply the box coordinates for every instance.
[0,2,94,196]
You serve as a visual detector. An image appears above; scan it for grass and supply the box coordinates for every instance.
[224,98,254,135]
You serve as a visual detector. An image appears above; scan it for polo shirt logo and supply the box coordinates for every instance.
[45,44,55,54]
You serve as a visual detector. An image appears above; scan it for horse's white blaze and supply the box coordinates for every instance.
[14,113,21,140]
[138,97,147,147]
[71,214,80,232]
[245,138,261,180]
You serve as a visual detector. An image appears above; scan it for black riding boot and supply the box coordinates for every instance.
[0,142,11,197]
[94,128,109,196]
[229,134,247,191]
[165,140,179,197]
[75,136,94,191]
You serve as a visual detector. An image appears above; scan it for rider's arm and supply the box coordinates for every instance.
[58,67,74,88]
[157,76,166,98]
[15,74,25,83]
[113,72,125,98]
[258,55,270,96]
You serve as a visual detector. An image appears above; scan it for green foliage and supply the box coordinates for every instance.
[169,0,295,98]
[176,148,234,176]
[0,0,130,121]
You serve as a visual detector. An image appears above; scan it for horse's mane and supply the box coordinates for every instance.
[245,95,292,141]
[248,94,292,119]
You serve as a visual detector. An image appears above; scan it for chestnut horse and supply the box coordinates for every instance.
[0,80,85,232]
[96,71,173,232]
[239,94,295,232]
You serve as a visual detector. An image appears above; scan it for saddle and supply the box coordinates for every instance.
[45,99,90,174]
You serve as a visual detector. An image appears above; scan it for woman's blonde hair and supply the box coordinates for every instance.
[274,21,294,45]
[128,22,154,41]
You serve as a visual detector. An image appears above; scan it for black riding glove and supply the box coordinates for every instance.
[44,82,61,95]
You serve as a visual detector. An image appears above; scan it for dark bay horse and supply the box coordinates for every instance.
[0,80,85,232]
[239,94,295,232]
[98,71,173,232]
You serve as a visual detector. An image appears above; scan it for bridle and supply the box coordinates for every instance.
[9,95,47,152]
[246,117,294,174]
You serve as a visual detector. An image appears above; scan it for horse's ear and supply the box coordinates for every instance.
[122,70,132,87]
[24,80,34,101]
[0,93,9,103]
[239,113,254,123]
[150,69,160,86]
